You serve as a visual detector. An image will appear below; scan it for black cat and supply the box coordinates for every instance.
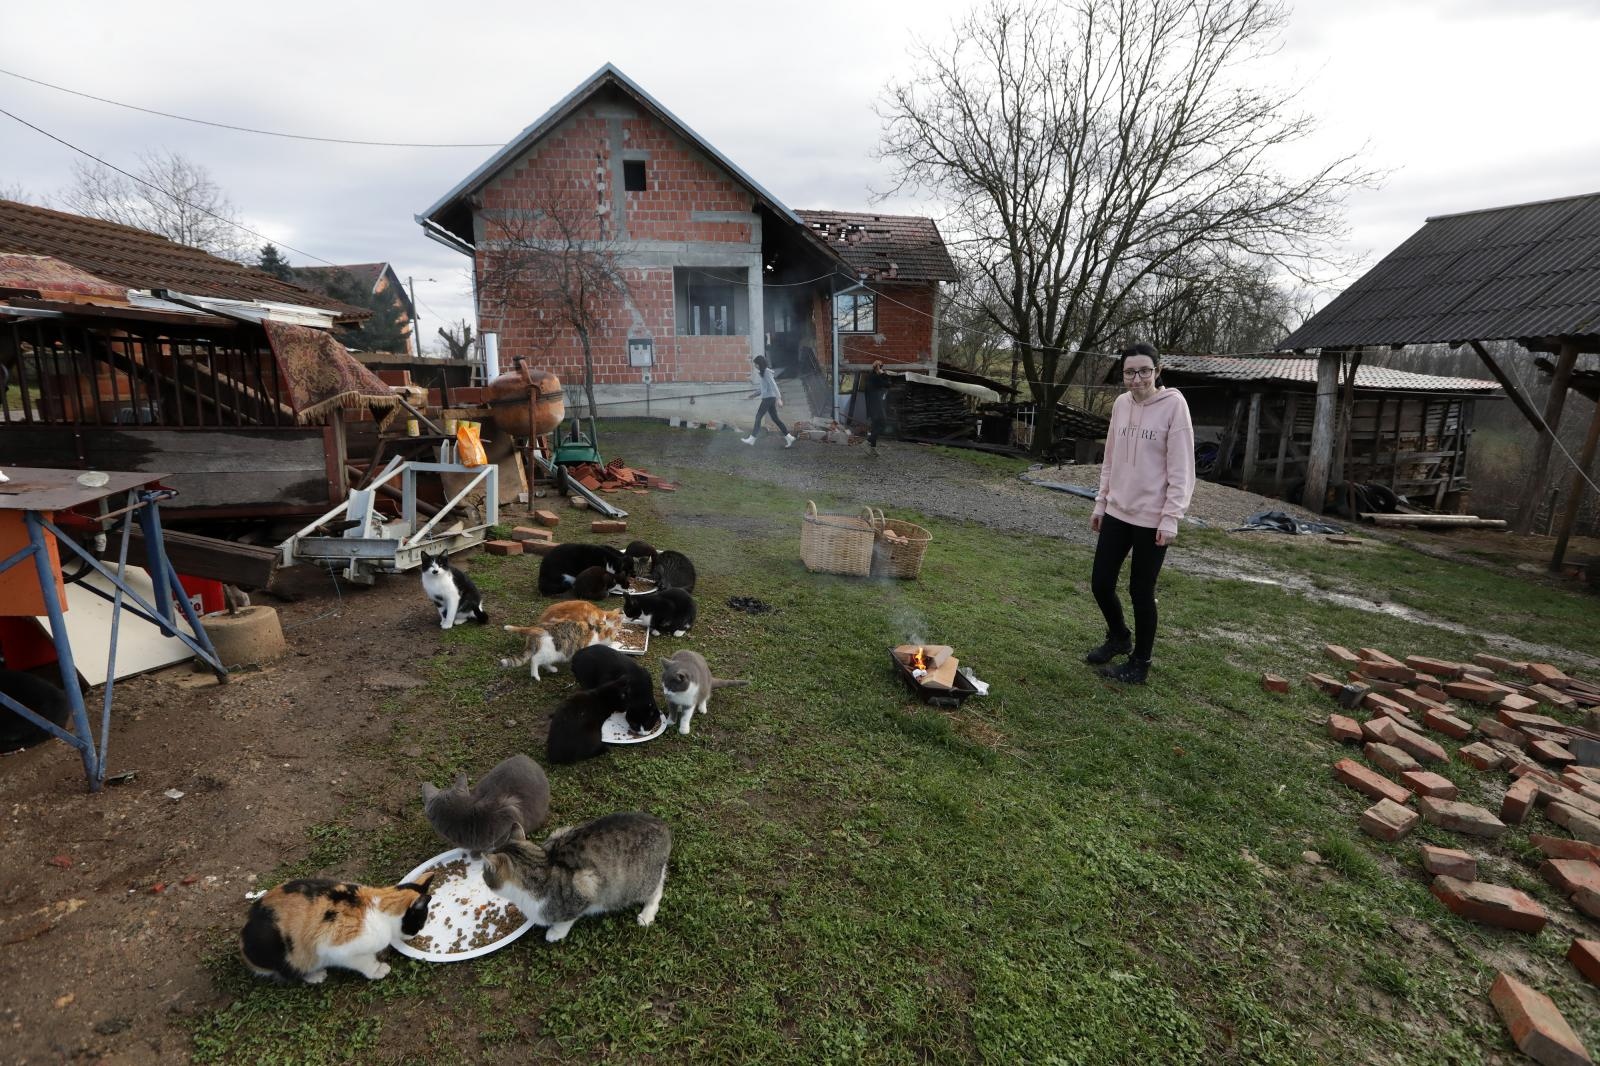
[622,589,697,637]
[546,677,627,764]
[571,645,661,734]
[0,668,73,752]
[538,543,628,596]
[569,566,612,601]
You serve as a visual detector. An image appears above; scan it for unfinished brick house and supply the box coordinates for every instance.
[416,64,957,423]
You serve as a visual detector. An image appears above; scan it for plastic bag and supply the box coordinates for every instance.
[456,420,487,468]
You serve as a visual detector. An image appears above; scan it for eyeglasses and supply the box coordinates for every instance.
[1123,367,1156,379]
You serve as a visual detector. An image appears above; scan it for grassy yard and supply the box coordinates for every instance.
[191,448,1600,1064]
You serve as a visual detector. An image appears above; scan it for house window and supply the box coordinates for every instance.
[623,160,647,192]
[674,267,748,336]
[835,291,877,333]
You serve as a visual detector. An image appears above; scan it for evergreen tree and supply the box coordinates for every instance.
[256,243,293,281]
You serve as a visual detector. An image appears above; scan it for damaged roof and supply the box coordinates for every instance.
[1278,190,1600,351]
[0,199,366,320]
[795,210,959,283]
[290,263,414,316]
[1159,354,1503,395]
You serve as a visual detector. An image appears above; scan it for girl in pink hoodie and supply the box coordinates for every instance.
[1087,343,1196,684]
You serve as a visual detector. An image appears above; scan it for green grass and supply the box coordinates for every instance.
[190,428,1600,1064]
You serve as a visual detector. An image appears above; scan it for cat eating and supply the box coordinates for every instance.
[622,588,697,637]
[538,543,628,596]
[546,677,628,764]
[482,813,672,943]
[660,650,747,735]
[240,873,438,984]
[571,644,661,735]
[499,615,617,681]
[420,550,489,629]
[625,544,697,593]
[421,754,550,855]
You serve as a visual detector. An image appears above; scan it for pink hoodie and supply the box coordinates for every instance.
[1092,387,1196,539]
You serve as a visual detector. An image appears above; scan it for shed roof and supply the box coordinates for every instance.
[290,263,414,316]
[0,199,365,319]
[794,210,959,283]
[1159,354,1502,395]
[1278,191,1600,351]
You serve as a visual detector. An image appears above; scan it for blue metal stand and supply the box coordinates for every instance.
[0,488,227,791]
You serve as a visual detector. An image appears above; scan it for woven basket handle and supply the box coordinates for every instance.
[863,506,885,529]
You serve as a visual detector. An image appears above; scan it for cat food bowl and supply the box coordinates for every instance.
[393,849,535,962]
[609,577,657,596]
[601,711,668,745]
[610,620,650,657]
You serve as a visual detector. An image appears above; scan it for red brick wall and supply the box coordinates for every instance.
[838,282,936,369]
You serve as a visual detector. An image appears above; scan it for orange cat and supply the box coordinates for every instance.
[539,600,623,630]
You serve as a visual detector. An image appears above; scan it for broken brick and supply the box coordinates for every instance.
[1358,647,1405,667]
[590,520,628,534]
[1306,672,1346,697]
[1444,679,1502,704]
[1569,940,1600,988]
[1458,663,1498,680]
[1530,684,1577,710]
[1261,673,1290,694]
[1421,845,1476,880]
[483,539,523,556]
[1388,726,1448,765]
[1401,770,1458,800]
[1415,682,1450,703]
[522,540,560,557]
[1365,742,1421,777]
[1489,972,1590,1064]
[511,526,553,543]
[1351,672,1406,694]
[1578,888,1600,923]
[1458,742,1505,771]
[1499,693,1543,715]
[1477,718,1531,749]
[1361,798,1420,842]
[1324,644,1362,667]
[1434,878,1547,933]
[1532,835,1600,863]
[1356,660,1417,684]
[1362,717,1401,744]
[1502,777,1541,824]
[1531,740,1578,767]
[533,510,561,527]
[1418,797,1506,838]
[1363,692,1416,720]
[1405,656,1464,680]
[1541,859,1600,897]
[1526,663,1574,690]
[1390,688,1446,714]
[1327,714,1363,744]
[1501,707,1566,730]
[1421,707,1473,740]
[1474,653,1526,673]
[1333,759,1413,806]
[1548,803,1600,846]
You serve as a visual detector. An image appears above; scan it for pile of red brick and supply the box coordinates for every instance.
[564,458,677,495]
[1304,647,1600,1060]
[481,514,631,557]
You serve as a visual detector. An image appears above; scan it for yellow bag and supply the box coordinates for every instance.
[456,420,487,468]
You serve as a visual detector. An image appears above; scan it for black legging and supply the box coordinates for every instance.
[1091,513,1169,661]
[753,398,788,436]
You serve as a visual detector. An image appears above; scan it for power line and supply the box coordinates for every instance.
[0,104,340,267]
[0,66,503,149]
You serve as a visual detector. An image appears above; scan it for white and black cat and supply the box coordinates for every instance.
[419,550,488,629]
[571,644,661,734]
[546,677,628,764]
[660,650,747,735]
[421,754,550,855]
[538,543,628,596]
[622,588,696,637]
[482,814,672,943]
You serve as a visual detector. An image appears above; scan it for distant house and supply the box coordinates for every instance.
[290,262,416,355]
[417,63,957,422]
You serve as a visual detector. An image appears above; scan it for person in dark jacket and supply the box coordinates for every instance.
[863,360,898,450]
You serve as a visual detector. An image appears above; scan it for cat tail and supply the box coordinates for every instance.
[503,625,542,634]
[472,603,489,623]
[709,678,750,690]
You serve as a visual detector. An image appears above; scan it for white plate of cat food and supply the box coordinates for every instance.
[609,577,657,595]
[610,620,650,657]
[601,711,669,745]
[392,848,535,962]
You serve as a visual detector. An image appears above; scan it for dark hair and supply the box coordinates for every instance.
[753,355,769,371]
[1119,342,1159,365]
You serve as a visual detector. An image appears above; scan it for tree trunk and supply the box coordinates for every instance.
[579,330,598,420]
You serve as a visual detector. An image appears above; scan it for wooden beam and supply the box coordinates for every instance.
[1551,396,1600,571]
[1333,349,1364,485]
[1241,392,1262,491]
[1216,395,1246,481]
[1468,340,1544,430]
[1305,354,1342,513]
[1515,341,1580,534]
[1274,392,1298,487]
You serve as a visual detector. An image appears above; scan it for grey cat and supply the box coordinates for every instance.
[421,754,551,855]
[660,650,748,736]
[482,813,672,943]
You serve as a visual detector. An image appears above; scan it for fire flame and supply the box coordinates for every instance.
[911,646,927,671]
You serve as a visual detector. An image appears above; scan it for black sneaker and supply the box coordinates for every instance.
[1100,657,1151,685]
[1084,634,1132,665]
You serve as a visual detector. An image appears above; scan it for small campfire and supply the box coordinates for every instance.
[890,643,979,707]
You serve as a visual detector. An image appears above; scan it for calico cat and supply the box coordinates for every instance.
[421,754,550,855]
[240,873,438,984]
[538,543,628,595]
[420,550,488,629]
[499,616,616,680]
[571,644,661,734]
[660,650,747,736]
[546,677,628,764]
[622,589,697,637]
[569,566,613,601]
[0,668,73,752]
[650,550,697,594]
[482,813,672,943]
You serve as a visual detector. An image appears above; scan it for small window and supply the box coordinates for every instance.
[623,160,647,192]
[835,292,877,333]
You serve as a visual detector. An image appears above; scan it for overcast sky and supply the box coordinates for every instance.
[3,0,1598,349]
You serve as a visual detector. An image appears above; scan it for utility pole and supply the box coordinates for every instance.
[408,276,421,358]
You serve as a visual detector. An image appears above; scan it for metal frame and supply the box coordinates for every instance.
[0,488,227,791]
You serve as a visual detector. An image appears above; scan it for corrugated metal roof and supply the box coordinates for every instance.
[0,199,364,319]
[793,210,959,283]
[1279,191,1600,350]
[1160,354,1502,394]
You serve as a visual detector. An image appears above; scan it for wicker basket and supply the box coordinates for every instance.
[800,501,876,576]
[871,515,932,579]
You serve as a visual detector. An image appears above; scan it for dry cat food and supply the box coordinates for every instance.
[403,855,527,955]
[612,624,648,652]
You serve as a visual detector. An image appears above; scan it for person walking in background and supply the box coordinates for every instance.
[863,360,897,451]
[1085,343,1195,685]
[742,355,794,448]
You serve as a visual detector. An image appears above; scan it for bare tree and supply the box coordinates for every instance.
[60,150,252,261]
[476,181,632,419]
[880,0,1376,453]
[0,181,45,206]
[1138,257,1301,355]
[437,319,476,361]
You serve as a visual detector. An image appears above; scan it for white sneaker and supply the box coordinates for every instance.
[741,435,756,445]
[784,433,796,448]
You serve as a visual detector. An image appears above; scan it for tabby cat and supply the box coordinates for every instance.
[240,873,438,984]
